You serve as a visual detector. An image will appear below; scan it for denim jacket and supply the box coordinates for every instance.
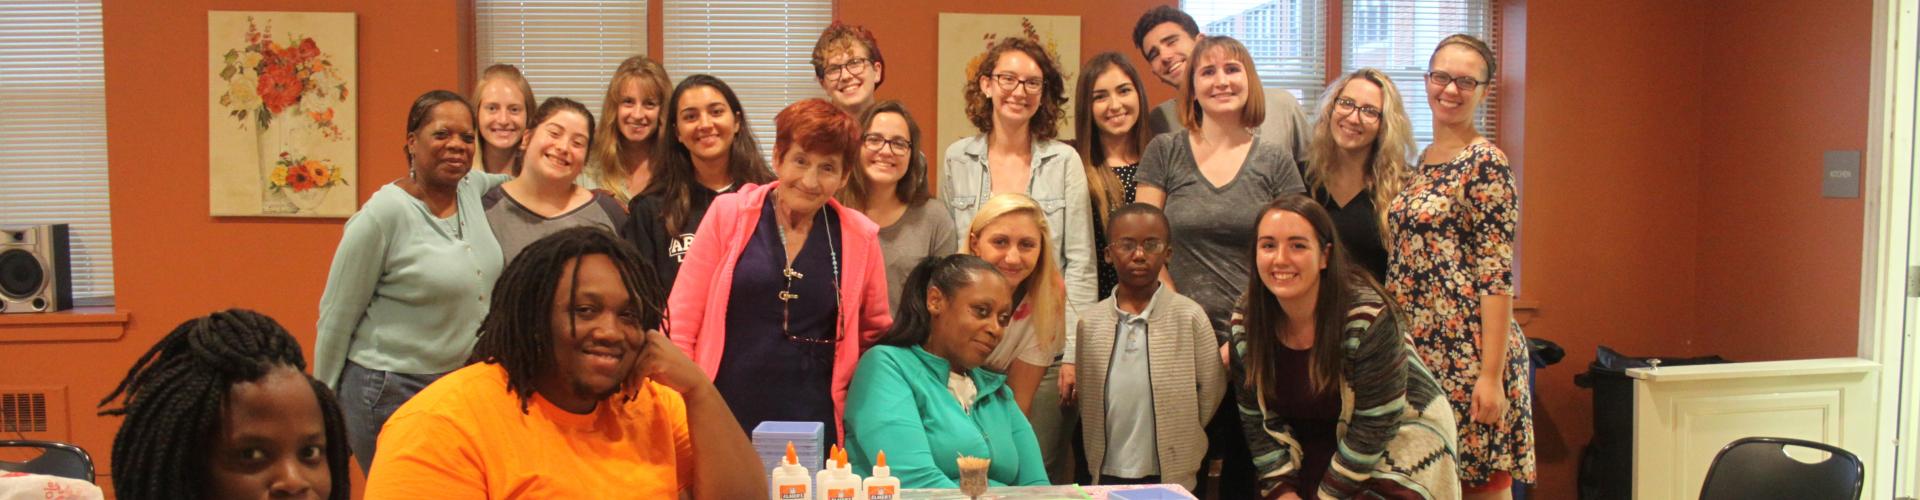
[941,134,1097,362]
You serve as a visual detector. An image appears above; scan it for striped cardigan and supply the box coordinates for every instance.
[1075,286,1226,491]
[1228,289,1460,499]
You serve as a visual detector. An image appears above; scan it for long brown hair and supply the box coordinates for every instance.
[641,74,773,235]
[1239,195,1395,397]
[1073,52,1152,220]
[586,55,672,203]
[1305,69,1413,248]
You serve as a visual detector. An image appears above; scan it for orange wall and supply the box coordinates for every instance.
[0,0,465,492]
[1511,0,1871,498]
[1694,0,1870,362]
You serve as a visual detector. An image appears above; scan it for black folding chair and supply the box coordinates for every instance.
[1697,437,1861,500]
[0,440,95,483]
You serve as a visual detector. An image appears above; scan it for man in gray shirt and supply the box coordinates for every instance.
[1133,5,1311,177]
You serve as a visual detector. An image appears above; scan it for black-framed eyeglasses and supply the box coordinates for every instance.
[1425,70,1486,92]
[862,134,911,155]
[824,57,872,81]
[990,73,1044,93]
[1111,239,1168,255]
[1334,97,1383,124]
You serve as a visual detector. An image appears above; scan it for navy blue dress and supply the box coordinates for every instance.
[713,196,843,442]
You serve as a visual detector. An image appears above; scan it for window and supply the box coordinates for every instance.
[663,0,831,163]
[1342,0,1499,144]
[475,0,649,106]
[1181,0,1500,144]
[0,0,113,300]
[1187,0,1327,106]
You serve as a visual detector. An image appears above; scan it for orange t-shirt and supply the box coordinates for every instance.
[365,363,696,498]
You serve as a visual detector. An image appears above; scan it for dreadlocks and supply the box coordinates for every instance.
[469,225,667,413]
[96,309,351,500]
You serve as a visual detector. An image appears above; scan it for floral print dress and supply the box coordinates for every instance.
[1385,141,1535,484]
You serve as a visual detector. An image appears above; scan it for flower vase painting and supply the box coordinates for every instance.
[207,11,357,217]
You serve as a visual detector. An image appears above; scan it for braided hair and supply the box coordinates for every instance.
[468,226,667,413]
[96,309,351,500]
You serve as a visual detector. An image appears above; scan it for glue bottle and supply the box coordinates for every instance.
[862,450,900,500]
[816,444,841,497]
[770,441,812,500]
[819,446,861,500]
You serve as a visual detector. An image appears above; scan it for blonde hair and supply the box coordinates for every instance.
[1179,36,1266,132]
[961,193,1066,354]
[473,64,536,175]
[1306,68,1414,247]
[586,55,672,204]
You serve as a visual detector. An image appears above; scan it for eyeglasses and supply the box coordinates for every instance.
[1425,70,1486,92]
[990,73,1045,93]
[862,134,912,155]
[1334,97,1383,124]
[824,57,871,81]
[1110,239,1167,255]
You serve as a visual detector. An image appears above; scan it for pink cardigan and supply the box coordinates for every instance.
[666,181,892,441]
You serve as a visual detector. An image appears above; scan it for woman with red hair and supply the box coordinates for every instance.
[666,98,892,443]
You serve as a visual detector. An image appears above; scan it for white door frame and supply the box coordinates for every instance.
[1862,0,1917,496]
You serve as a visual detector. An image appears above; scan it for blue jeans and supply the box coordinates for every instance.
[337,360,447,472]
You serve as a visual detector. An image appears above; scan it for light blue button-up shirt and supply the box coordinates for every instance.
[940,134,1096,361]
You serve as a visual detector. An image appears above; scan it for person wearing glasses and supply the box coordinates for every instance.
[941,34,1096,483]
[1304,68,1415,280]
[1387,34,1534,499]
[811,22,885,118]
[1133,35,1306,499]
[1073,204,1224,491]
[665,98,892,445]
[838,100,958,313]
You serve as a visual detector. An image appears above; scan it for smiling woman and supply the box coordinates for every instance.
[843,254,1050,488]
[664,99,892,446]
[483,97,629,265]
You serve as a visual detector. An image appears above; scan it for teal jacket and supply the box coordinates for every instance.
[845,345,1048,488]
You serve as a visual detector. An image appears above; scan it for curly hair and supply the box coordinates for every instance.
[963,36,1070,142]
[773,98,861,175]
[98,309,351,500]
[811,22,885,88]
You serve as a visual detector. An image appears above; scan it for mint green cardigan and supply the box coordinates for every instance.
[844,345,1048,488]
[314,171,508,387]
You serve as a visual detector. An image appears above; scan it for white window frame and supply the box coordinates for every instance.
[0,0,113,302]
[474,0,650,108]
[662,0,832,164]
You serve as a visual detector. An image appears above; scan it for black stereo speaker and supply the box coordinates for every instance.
[0,224,73,314]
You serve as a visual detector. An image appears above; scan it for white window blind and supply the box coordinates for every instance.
[663,0,830,163]
[1343,0,1499,145]
[475,0,648,106]
[1184,0,1328,108]
[0,0,113,300]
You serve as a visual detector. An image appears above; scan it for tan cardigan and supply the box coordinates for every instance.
[1074,286,1226,491]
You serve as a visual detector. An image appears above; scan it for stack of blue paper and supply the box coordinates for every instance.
[752,421,825,474]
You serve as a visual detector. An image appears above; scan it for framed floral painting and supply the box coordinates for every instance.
[207,11,357,217]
